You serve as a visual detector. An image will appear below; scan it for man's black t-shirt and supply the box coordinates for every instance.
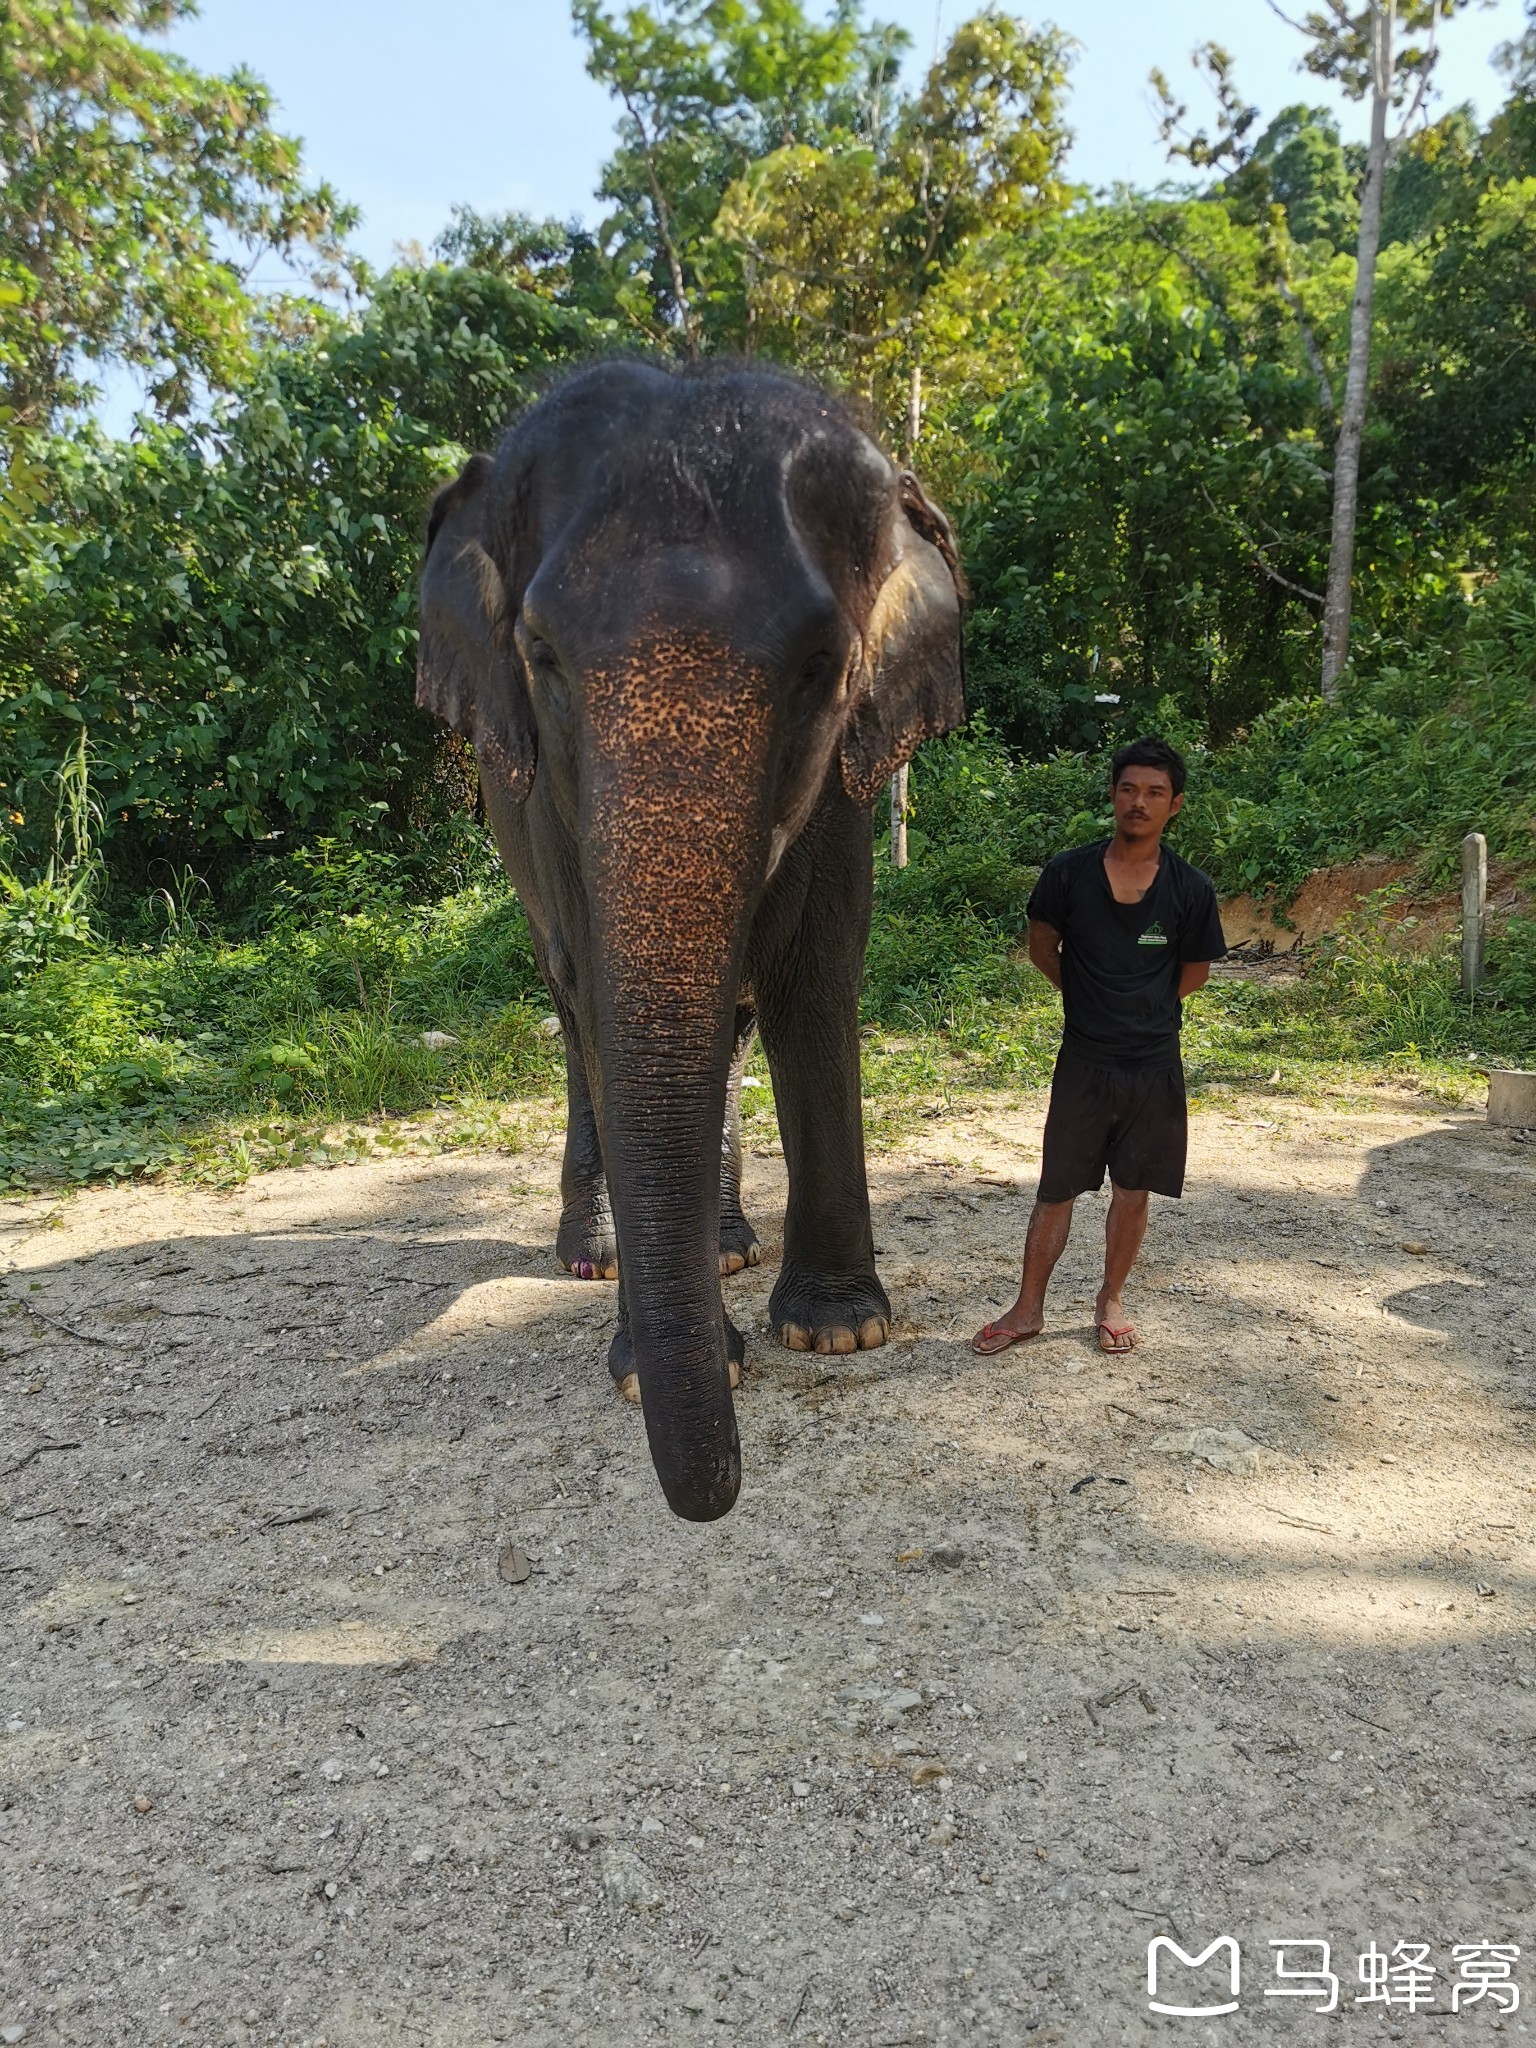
[1026,839,1227,1071]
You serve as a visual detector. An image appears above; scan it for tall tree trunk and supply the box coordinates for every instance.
[905,359,923,459]
[1321,0,1393,698]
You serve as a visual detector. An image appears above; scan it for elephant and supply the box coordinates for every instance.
[416,359,965,1521]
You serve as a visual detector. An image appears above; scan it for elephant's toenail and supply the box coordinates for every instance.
[857,1316,890,1349]
[618,1373,641,1406]
[817,1328,857,1356]
[727,1358,741,1390]
[781,1323,811,1352]
[746,1244,760,1266]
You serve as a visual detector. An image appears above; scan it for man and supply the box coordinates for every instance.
[972,736,1226,1358]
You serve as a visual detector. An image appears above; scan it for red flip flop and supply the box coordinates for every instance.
[1096,1321,1137,1355]
[971,1321,1041,1356]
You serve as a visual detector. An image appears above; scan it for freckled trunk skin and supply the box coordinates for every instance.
[582,640,772,1521]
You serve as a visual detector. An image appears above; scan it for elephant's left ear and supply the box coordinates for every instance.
[417,452,537,803]
[838,470,967,808]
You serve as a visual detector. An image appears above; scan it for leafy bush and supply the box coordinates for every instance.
[0,269,597,882]
[1176,567,1536,897]
[0,840,557,1187]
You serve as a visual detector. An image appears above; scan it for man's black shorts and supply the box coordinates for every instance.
[1037,1049,1187,1202]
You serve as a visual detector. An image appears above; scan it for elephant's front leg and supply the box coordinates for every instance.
[553,1009,618,1282]
[754,850,890,1357]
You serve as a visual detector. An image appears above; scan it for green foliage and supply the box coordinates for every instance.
[0,833,560,1188]
[950,204,1328,744]
[572,0,905,347]
[1244,105,1359,248]
[1375,169,1536,552]
[0,732,101,982]
[0,0,357,431]
[572,1,1070,438]
[714,10,1071,414]
[0,268,597,875]
[1176,568,1536,897]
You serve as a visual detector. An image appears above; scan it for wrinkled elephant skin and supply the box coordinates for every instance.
[417,362,965,1520]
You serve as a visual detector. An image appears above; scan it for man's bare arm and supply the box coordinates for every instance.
[1028,919,1064,990]
[1178,961,1211,999]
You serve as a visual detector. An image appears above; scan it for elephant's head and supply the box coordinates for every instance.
[417,363,964,1519]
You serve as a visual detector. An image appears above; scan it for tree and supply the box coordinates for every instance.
[1154,3,1476,697]
[431,206,620,317]
[0,269,596,874]
[1242,104,1359,246]
[571,0,901,351]
[0,0,358,435]
[713,11,1070,429]
[570,2,1069,442]
[940,202,1329,749]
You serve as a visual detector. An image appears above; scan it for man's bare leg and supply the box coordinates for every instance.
[1095,1182,1149,1352]
[972,1196,1075,1353]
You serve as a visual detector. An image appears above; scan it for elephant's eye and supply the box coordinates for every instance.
[523,636,569,713]
[801,648,842,693]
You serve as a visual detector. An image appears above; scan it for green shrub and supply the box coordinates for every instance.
[0,270,597,882]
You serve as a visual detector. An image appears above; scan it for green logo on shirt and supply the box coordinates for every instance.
[1137,921,1169,946]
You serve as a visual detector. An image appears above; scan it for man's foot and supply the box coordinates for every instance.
[971,1314,1043,1356]
[1094,1290,1136,1354]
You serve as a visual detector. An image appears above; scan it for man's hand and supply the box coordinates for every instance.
[1178,960,1212,999]
[1028,919,1064,991]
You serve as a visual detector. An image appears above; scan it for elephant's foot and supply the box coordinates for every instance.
[610,1318,744,1406]
[770,1266,891,1356]
[557,1196,618,1283]
[718,1210,761,1278]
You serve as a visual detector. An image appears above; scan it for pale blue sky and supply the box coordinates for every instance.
[170,0,1528,271]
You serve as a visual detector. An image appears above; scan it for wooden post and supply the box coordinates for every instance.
[1461,831,1486,998]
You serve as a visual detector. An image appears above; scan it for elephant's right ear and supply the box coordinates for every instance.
[837,471,967,807]
[417,453,536,802]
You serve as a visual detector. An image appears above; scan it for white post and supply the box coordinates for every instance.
[1461,830,1486,998]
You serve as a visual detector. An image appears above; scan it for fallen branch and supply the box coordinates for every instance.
[11,1301,125,1349]
[0,1438,82,1477]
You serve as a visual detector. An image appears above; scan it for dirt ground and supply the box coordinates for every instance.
[2,1087,1534,2047]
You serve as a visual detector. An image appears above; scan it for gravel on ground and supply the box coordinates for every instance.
[2,1089,1533,2045]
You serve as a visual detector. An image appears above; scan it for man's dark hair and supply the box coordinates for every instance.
[1110,736,1187,797]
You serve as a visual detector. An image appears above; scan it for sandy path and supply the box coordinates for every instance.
[1,1092,1533,2046]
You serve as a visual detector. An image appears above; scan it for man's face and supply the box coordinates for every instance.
[1112,767,1183,838]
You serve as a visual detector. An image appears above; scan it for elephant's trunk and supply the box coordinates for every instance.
[581,641,773,1520]
[599,1019,743,1520]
